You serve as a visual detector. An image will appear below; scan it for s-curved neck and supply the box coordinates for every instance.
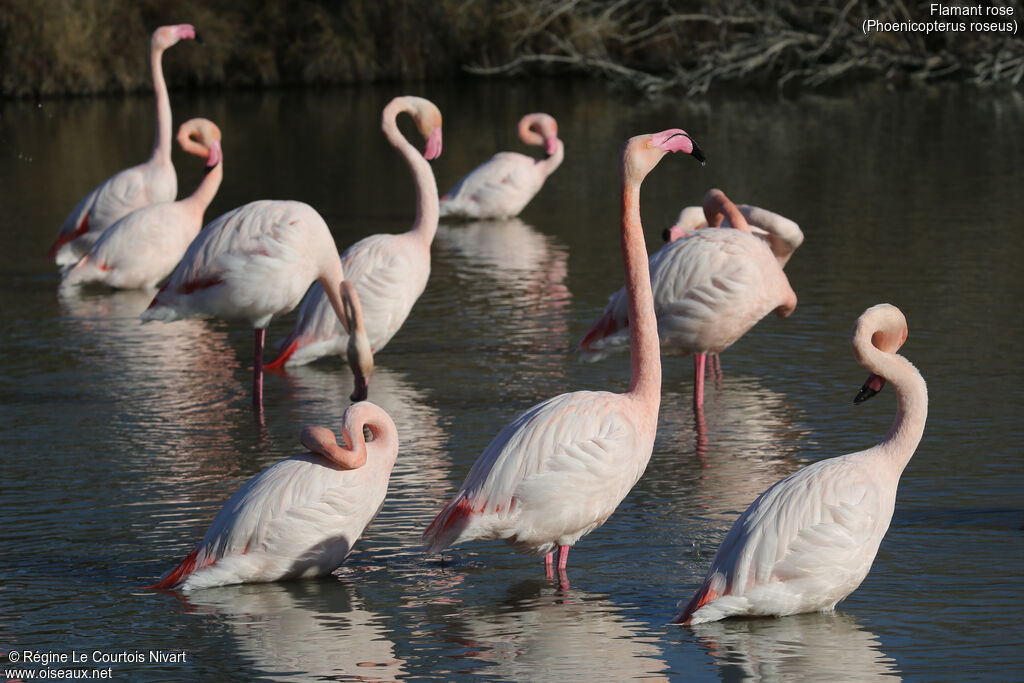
[149,45,173,165]
[856,340,928,474]
[539,139,564,178]
[621,181,661,406]
[382,101,439,248]
[182,160,222,216]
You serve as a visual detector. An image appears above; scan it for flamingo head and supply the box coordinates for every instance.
[851,304,909,403]
[519,113,561,156]
[662,206,708,243]
[176,118,222,169]
[406,97,443,160]
[341,281,374,402]
[662,224,691,243]
[152,24,198,51]
[622,129,705,185]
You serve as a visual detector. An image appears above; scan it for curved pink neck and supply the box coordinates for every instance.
[149,45,172,165]
[181,158,222,217]
[382,101,439,248]
[703,189,750,232]
[621,182,661,405]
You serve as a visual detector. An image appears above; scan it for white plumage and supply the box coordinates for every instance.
[151,402,399,590]
[675,303,927,624]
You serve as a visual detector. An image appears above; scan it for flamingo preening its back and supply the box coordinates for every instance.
[149,401,399,590]
[60,118,223,290]
[438,113,563,220]
[265,96,443,370]
[423,128,705,579]
[48,24,199,266]
[580,188,798,408]
[675,303,927,625]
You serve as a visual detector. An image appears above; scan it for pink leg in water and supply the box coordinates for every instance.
[544,552,554,579]
[253,328,265,409]
[709,353,722,381]
[557,545,570,570]
[693,352,706,408]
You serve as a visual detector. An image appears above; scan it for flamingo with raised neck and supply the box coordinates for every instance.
[438,112,564,219]
[422,128,704,580]
[675,303,927,624]
[266,96,443,370]
[48,24,199,266]
[60,118,223,290]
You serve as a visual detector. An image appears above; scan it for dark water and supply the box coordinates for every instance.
[2,80,1023,681]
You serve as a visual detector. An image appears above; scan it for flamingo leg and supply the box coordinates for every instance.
[694,352,706,408]
[253,328,265,410]
[709,353,722,382]
[557,545,570,570]
[544,552,554,579]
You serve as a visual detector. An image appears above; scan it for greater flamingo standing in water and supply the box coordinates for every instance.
[141,200,373,409]
[438,113,563,220]
[61,118,223,290]
[149,401,399,590]
[579,188,797,408]
[265,96,443,369]
[48,24,198,266]
[423,129,705,578]
[675,303,927,625]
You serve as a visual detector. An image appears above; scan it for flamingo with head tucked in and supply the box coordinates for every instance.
[438,113,563,220]
[423,128,705,578]
[580,188,798,408]
[675,303,926,625]
[48,24,199,266]
[149,401,399,590]
[663,188,804,267]
[265,96,443,370]
[61,118,223,290]
[140,200,373,409]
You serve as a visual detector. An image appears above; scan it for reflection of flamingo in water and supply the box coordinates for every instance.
[48,24,199,265]
[423,129,705,579]
[140,200,374,410]
[61,118,224,290]
[150,401,399,590]
[676,304,927,625]
[431,581,670,680]
[180,581,407,681]
[693,612,899,679]
[439,113,564,220]
[266,96,443,370]
[580,188,799,409]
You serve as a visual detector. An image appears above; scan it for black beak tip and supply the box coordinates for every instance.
[853,385,879,404]
[661,227,672,243]
[194,30,205,46]
[690,143,707,166]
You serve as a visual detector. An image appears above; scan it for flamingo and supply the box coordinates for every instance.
[438,113,563,220]
[149,401,399,590]
[140,200,373,408]
[675,303,927,625]
[265,96,443,369]
[579,188,798,408]
[663,188,804,267]
[422,128,705,576]
[48,24,198,266]
[60,118,223,290]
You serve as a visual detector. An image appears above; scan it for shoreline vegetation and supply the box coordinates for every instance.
[2,0,1022,98]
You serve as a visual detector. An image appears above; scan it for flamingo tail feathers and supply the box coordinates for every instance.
[423,495,475,556]
[147,546,208,590]
[264,335,300,370]
[673,581,722,625]
[579,307,624,350]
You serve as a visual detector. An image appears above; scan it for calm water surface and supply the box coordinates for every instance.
[1,81,1022,681]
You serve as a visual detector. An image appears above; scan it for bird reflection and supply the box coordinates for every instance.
[422,580,670,680]
[435,217,572,392]
[179,580,406,681]
[57,286,250,470]
[692,611,899,680]
[650,373,809,524]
